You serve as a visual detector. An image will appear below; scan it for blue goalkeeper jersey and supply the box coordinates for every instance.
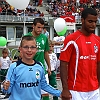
[3,60,61,100]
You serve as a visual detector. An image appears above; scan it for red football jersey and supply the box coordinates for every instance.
[59,30,100,92]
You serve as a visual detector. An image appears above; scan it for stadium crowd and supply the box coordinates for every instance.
[0,0,100,23]
[46,0,100,23]
[0,0,44,17]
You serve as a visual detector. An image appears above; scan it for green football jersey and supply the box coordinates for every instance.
[26,32,49,74]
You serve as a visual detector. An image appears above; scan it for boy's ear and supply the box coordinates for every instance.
[18,47,20,50]
[18,47,21,53]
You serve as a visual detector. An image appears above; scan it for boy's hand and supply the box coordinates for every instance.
[47,68,51,76]
[3,81,10,90]
[10,58,13,61]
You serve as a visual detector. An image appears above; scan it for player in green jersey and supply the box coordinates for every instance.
[25,18,51,100]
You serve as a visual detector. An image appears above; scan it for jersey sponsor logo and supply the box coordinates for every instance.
[38,49,44,52]
[80,55,96,60]
[94,44,98,53]
[86,42,91,44]
[20,81,39,88]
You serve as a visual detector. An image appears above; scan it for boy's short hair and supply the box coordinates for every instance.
[20,35,36,47]
[2,48,9,53]
[48,39,54,46]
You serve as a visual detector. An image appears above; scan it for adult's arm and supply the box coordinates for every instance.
[60,60,72,100]
[44,51,51,75]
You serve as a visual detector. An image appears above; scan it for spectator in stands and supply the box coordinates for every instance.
[40,12,44,17]
[34,0,39,6]
[0,6,2,14]
[27,3,33,9]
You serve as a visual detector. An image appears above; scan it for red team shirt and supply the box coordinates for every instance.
[59,30,100,92]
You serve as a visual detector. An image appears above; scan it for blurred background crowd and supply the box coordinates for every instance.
[0,0,100,22]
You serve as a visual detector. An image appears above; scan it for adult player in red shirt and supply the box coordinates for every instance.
[59,8,100,100]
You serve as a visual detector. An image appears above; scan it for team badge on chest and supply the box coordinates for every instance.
[36,70,40,79]
[42,38,44,45]
[94,44,98,53]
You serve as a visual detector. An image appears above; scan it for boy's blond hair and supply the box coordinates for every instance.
[48,39,55,46]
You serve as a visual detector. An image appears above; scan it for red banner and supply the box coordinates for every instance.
[60,16,75,23]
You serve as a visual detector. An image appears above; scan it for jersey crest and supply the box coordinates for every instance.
[42,38,44,45]
[94,44,98,53]
[36,70,40,79]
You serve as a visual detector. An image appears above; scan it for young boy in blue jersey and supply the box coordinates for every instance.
[2,36,61,100]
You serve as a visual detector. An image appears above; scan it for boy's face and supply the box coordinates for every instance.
[19,40,37,61]
[2,52,8,58]
[49,44,54,53]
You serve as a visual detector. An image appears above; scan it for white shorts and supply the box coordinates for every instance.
[70,88,100,100]
[99,88,100,97]
[41,74,49,94]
